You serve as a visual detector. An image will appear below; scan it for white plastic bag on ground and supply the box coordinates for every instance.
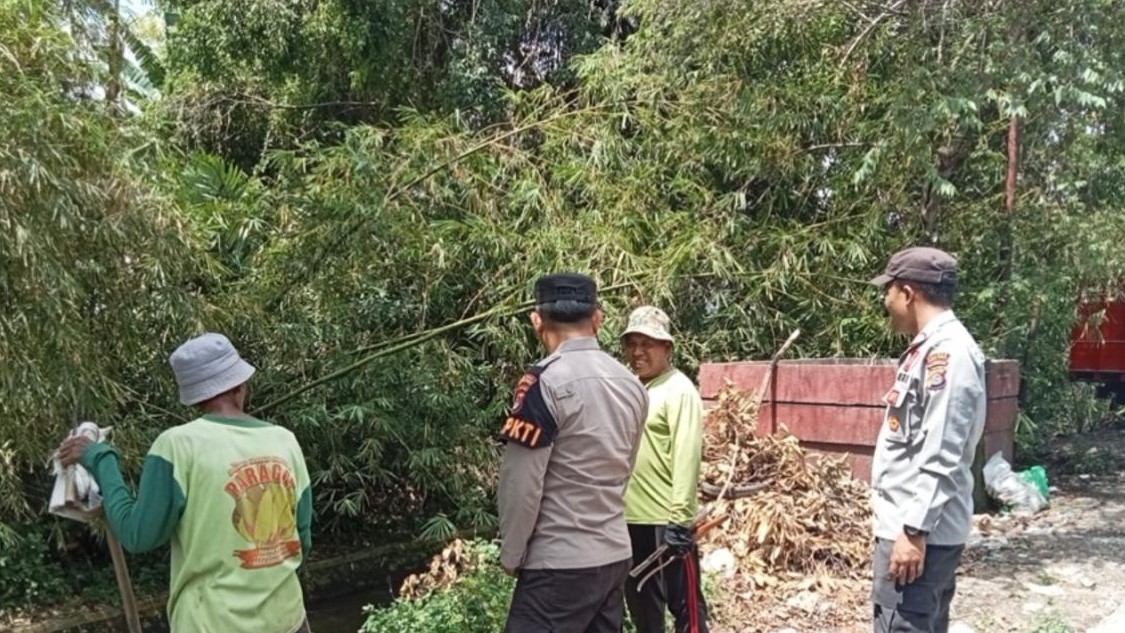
[48,421,110,523]
[701,547,737,578]
[983,451,1047,515]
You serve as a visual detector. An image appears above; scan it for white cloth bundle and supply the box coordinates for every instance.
[48,421,111,523]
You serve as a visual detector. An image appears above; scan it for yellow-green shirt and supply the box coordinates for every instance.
[624,369,704,525]
[82,415,312,633]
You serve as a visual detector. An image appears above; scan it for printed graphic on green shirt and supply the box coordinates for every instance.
[224,456,301,569]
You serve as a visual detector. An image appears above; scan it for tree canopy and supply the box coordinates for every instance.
[4,0,1125,608]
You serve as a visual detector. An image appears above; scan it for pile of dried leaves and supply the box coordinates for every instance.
[398,539,474,600]
[698,384,872,628]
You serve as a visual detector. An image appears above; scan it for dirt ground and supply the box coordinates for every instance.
[712,427,1125,633]
[950,428,1125,633]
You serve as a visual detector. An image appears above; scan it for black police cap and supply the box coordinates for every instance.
[534,273,597,306]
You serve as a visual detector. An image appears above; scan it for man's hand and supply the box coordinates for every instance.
[664,523,694,557]
[888,531,927,585]
[503,565,519,578]
[57,436,94,467]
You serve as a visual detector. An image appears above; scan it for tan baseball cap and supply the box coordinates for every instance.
[870,247,958,287]
[622,306,674,342]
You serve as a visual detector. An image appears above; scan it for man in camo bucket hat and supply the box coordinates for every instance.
[57,333,314,633]
[621,307,710,633]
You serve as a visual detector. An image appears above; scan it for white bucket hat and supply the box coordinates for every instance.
[169,333,256,406]
[621,306,674,342]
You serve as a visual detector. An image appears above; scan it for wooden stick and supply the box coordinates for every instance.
[104,528,142,633]
[752,328,802,405]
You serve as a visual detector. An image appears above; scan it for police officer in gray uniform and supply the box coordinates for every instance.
[869,247,987,633]
[498,273,649,633]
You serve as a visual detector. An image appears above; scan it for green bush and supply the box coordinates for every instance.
[360,539,725,633]
[0,525,170,616]
[0,531,69,609]
[361,540,515,633]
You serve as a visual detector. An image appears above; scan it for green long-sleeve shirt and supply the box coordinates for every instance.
[624,369,704,526]
[81,414,312,633]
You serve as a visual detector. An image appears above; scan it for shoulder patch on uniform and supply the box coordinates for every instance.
[926,370,947,391]
[510,371,538,413]
[926,352,950,368]
[883,388,901,407]
[925,356,948,390]
[498,367,558,449]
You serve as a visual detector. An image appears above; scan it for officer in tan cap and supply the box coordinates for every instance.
[498,273,649,633]
[621,306,709,633]
[869,247,987,633]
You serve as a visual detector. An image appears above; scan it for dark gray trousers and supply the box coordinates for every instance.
[504,558,632,633]
[625,524,709,633]
[872,538,964,633]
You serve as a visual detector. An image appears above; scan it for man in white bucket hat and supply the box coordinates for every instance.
[58,333,313,633]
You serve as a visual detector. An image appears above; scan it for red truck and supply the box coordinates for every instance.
[1069,295,1125,401]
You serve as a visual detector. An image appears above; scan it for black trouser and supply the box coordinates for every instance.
[625,524,710,633]
[872,538,964,633]
[504,558,631,633]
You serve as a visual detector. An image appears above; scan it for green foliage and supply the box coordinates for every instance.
[360,540,515,633]
[1027,613,1076,633]
[361,539,718,632]
[0,0,206,525]
[0,530,68,608]
[158,0,620,166]
[8,0,1125,616]
[0,526,168,613]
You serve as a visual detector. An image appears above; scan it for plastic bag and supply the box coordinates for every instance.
[983,452,1048,515]
[1018,465,1050,500]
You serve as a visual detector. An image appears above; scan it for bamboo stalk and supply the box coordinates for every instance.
[346,301,532,357]
[253,280,640,415]
[251,313,498,415]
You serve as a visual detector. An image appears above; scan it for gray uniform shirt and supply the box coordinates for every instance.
[871,311,987,546]
[497,337,648,570]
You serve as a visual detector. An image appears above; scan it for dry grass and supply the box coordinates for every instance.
[398,539,474,600]
[699,385,872,631]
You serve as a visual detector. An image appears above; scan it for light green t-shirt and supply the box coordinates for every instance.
[624,369,704,525]
[82,415,312,633]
